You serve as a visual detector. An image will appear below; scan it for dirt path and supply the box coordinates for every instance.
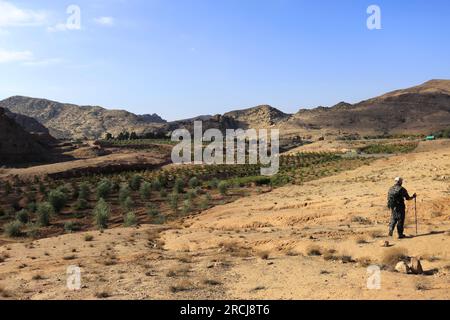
[0,144,449,299]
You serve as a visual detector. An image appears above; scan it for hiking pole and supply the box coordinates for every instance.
[414,197,418,236]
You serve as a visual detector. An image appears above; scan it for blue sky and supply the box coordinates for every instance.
[0,0,449,121]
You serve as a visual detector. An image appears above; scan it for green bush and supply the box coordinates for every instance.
[182,200,192,214]
[147,203,160,217]
[122,196,134,211]
[37,202,53,227]
[174,178,185,193]
[151,179,162,191]
[208,178,219,189]
[96,179,112,199]
[48,189,68,213]
[168,193,179,212]
[15,209,29,224]
[4,220,22,237]
[64,221,80,233]
[188,177,200,188]
[358,143,417,154]
[74,198,89,211]
[152,214,167,225]
[93,198,110,230]
[123,212,138,227]
[218,181,229,195]
[199,196,210,210]
[119,184,131,205]
[129,174,143,191]
[140,181,152,200]
[186,189,197,200]
[78,182,90,200]
[26,202,37,213]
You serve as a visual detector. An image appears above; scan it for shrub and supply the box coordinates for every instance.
[208,178,219,189]
[93,198,110,230]
[152,214,167,225]
[174,178,185,193]
[4,221,22,237]
[124,212,138,227]
[36,202,53,227]
[122,196,134,211]
[306,245,322,256]
[78,182,90,200]
[218,181,229,196]
[151,179,162,191]
[74,198,89,211]
[64,221,80,233]
[129,174,143,191]
[96,179,112,199]
[199,196,210,210]
[186,189,197,201]
[26,222,40,239]
[26,202,37,213]
[147,203,159,217]
[140,181,152,200]
[188,177,200,188]
[351,216,372,225]
[118,184,131,205]
[84,234,94,242]
[48,189,68,213]
[182,200,192,215]
[168,193,179,212]
[15,209,29,224]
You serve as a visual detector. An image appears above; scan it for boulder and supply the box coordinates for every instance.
[395,261,410,274]
[409,257,424,275]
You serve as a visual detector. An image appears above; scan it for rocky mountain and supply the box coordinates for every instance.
[0,96,166,140]
[286,79,450,136]
[1,80,449,141]
[0,107,50,165]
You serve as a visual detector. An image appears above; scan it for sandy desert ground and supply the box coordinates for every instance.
[0,141,449,300]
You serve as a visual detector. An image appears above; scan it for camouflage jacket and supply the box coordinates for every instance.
[387,185,412,210]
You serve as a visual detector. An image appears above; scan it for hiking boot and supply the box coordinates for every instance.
[398,234,406,239]
[388,230,393,237]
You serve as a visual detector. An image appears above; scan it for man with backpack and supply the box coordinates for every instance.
[387,177,417,239]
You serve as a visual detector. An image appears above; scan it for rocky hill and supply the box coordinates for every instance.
[0,96,166,140]
[1,80,449,140]
[284,79,450,136]
[224,105,291,128]
[0,107,50,165]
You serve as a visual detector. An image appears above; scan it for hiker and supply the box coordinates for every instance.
[387,177,416,239]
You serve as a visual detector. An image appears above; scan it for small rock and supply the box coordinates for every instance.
[409,257,424,275]
[395,261,410,274]
[380,240,390,247]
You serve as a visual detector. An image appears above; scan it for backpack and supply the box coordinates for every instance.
[387,186,403,209]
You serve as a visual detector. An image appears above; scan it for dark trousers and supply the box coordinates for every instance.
[389,208,405,236]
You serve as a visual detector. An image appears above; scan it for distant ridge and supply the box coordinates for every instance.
[1,80,449,140]
[0,96,166,140]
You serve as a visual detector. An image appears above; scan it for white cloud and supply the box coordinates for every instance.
[0,1,48,27]
[94,16,114,27]
[0,49,33,63]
